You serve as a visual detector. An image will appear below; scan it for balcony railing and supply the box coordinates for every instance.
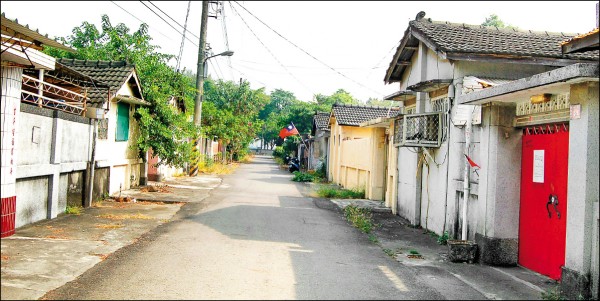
[21,74,88,116]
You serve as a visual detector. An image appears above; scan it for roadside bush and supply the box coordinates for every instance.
[292,171,314,182]
[316,185,365,199]
[273,146,285,160]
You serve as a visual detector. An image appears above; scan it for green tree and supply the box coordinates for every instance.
[44,15,197,168]
[481,14,518,30]
[202,78,269,161]
[314,89,359,111]
[366,97,402,107]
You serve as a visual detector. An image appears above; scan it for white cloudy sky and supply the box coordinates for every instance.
[2,1,597,102]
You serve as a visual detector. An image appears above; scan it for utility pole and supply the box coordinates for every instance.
[190,0,209,177]
[194,0,209,126]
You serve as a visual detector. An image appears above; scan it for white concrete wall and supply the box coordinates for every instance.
[13,104,94,228]
[15,176,48,227]
[391,43,558,238]
[564,82,599,298]
[396,147,420,225]
[95,98,144,195]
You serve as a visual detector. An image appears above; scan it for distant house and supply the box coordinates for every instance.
[307,111,331,172]
[327,103,401,201]
[57,58,150,196]
[148,96,188,181]
[377,10,598,298]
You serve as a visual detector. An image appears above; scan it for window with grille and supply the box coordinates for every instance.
[394,112,443,147]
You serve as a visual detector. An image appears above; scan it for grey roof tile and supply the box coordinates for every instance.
[331,103,401,126]
[314,111,331,131]
[411,19,599,60]
[56,58,137,107]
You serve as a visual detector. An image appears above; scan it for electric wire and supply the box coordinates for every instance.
[147,1,200,40]
[232,1,385,97]
[110,1,174,41]
[175,1,192,72]
[220,1,235,81]
[138,1,199,48]
[229,2,315,97]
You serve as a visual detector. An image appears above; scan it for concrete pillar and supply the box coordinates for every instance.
[562,82,599,300]
[1,67,23,237]
[47,112,62,218]
[475,104,522,265]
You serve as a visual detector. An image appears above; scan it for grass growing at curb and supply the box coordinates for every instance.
[291,171,315,182]
[541,286,565,300]
[65,205,82,215]
[344,205,375,234]
[317,185,365,199]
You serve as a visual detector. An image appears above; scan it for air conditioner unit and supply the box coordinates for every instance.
[393,112,443,148]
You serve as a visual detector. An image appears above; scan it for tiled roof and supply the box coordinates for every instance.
[313,111,331,131]
[331,103,401,126]
[411,19,598,60]
[56,58,138,107]
[385,14,599,83]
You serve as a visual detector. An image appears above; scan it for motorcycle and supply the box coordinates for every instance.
[288,157,300,173]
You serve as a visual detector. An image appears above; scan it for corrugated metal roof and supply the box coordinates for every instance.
[1,13,74,53]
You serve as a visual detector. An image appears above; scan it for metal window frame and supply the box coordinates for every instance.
[393,112,443,148]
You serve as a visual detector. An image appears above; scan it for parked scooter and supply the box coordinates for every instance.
[288,157,300,173]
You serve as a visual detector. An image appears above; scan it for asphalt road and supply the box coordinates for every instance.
[42,156,444,300]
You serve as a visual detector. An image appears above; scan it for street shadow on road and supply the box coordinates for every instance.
[186,192,443,299]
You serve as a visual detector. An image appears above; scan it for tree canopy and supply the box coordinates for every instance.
[481,14,519,30]
[44,14,366,164]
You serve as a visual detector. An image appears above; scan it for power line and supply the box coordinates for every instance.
[221,1,235,81]
[230,2,315,97]
[366,40,401,81]
[147,1,200,41]
[138,1,198,48]
[110,1,174,41]
[232,1,385,97]
[175,1,192,72]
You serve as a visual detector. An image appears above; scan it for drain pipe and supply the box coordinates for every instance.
[462,105,473,240]
[85,118,98,208]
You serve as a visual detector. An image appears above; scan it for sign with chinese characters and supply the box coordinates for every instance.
[533,150,544,183]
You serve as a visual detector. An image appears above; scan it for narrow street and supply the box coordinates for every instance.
[42,156,444,300]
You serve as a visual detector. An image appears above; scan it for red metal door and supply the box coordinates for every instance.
[519,124,569,280]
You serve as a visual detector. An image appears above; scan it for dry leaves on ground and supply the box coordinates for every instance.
[43,226,70,239]
[139,184,173,193]
[95,223,124,229]
[97,213,154,220]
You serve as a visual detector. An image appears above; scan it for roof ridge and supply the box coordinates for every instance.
[333,102,400,110]
[57,58,133,68]
[416,18,578,37]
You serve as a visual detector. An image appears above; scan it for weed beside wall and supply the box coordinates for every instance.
[344,204,374,234]
[317,185,365,199]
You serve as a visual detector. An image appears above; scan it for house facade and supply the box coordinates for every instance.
[457,62,599,301]
[379,11,598,298]
[57,59,150,196]
[1,15,108,236]
[307,111,330,172]
[327,103,400,201]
